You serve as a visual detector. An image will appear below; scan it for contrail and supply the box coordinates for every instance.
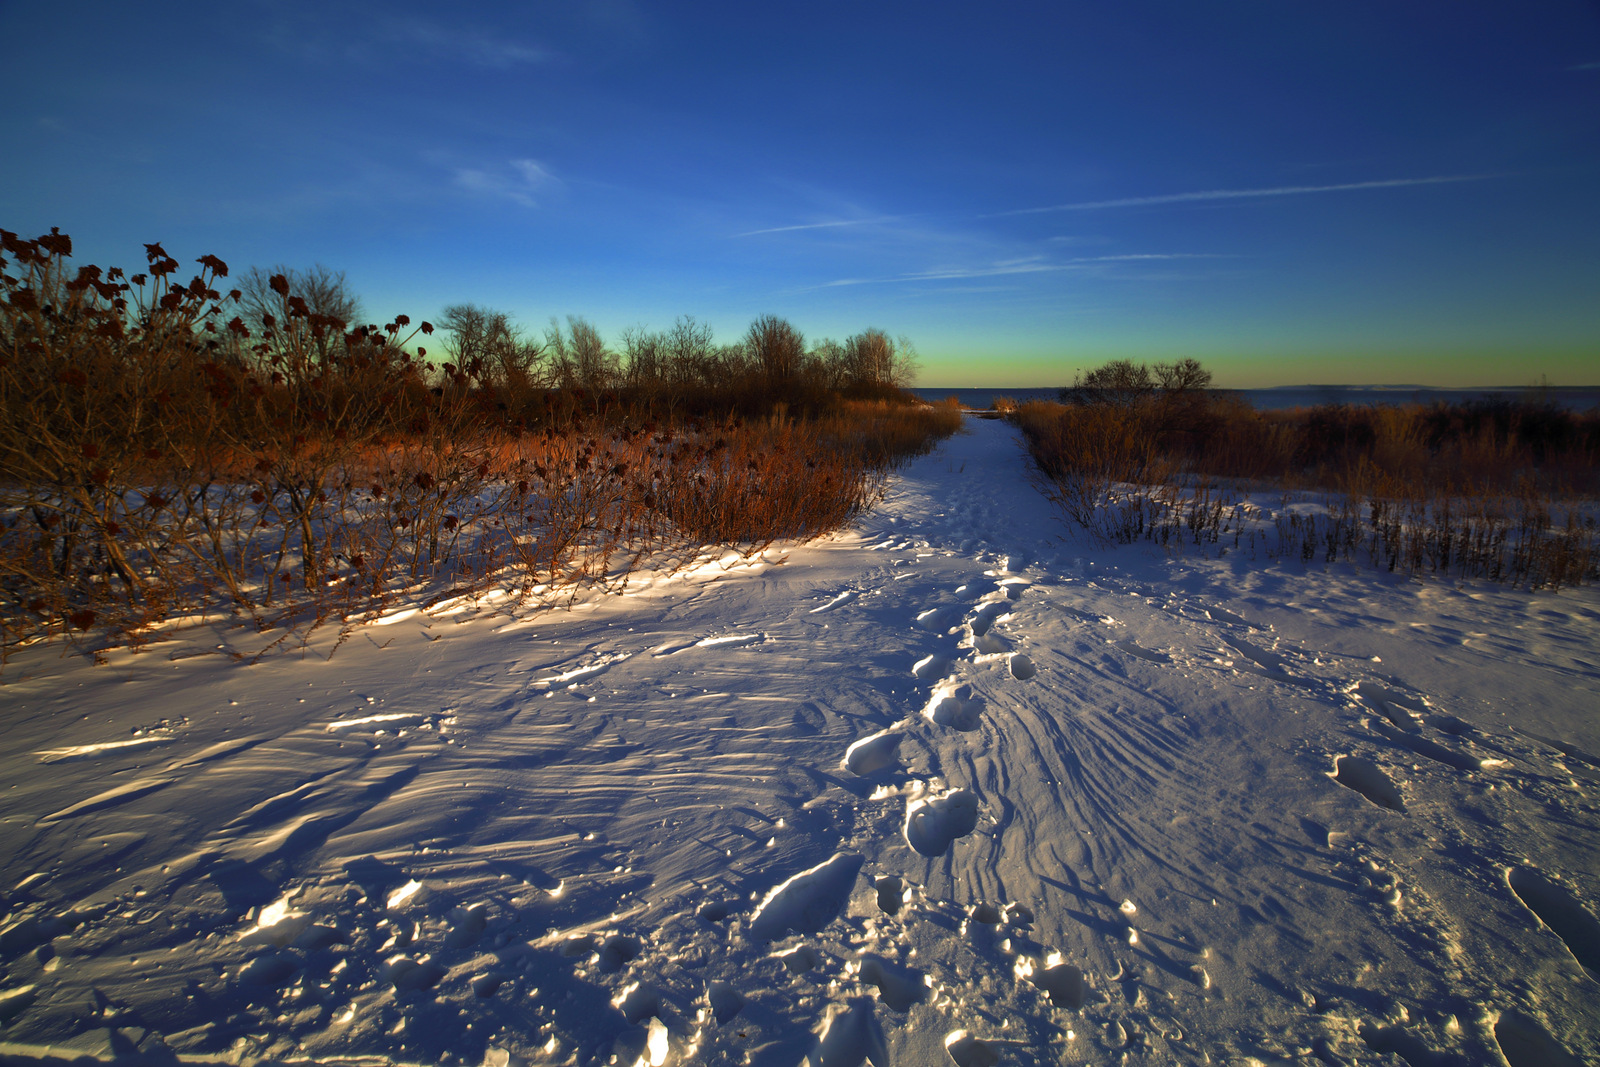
[992,174,1498,216]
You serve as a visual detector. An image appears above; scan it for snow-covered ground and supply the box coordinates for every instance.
[2,417,1598,1067]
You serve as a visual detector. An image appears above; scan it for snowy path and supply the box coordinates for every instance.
[2,418,1599,1066]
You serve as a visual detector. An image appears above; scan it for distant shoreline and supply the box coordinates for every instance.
[914,385,1600,411]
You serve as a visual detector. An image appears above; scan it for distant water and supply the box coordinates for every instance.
[914,385,1600,412]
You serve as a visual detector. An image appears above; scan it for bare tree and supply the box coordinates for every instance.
[1061,359,1155,408]
[827,330,920,393]
[664,316,718,387]
[439,303,545,388]
[1153,357,1212,393]
[891,334,921,388]
[236,264,363,368]
[809,338,848,391]
[745,314,805,392]
[546,316,616,392]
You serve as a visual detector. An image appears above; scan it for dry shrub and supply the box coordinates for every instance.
[1013,382,1600,590]
[0,229,960,662]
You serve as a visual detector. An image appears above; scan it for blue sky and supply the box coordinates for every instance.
[3,1,1597,387]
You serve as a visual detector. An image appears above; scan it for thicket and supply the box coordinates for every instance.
[0,228,959,661]
[1014,359,1600,589]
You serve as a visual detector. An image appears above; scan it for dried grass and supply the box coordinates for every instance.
[1013,392,1600,590]
[0,229,958,663]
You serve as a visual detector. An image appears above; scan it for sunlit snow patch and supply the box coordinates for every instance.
[325,711,432,732]
[694,633,763,649]
[533,650,631,690]
[810,590,855,613]
[386,879,427,910]
[371,607,419,626]
[37,733,177,763]
[239,891,311,947]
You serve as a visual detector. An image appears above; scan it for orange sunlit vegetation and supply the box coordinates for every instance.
[0,229,961,660]
[1012,359,1600,588]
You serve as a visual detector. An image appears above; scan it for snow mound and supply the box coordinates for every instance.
[748,852,864,942]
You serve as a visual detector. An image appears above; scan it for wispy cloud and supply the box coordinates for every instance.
[1068,253,1235,262]
[815,252,1233,289]
[390,18,552,68]
[454,159,558,207]
[820,259,1074,288]
[1570,61,1600,71]
[735,216,905,237]
[993,174,1497,215]
[263,11,553,70]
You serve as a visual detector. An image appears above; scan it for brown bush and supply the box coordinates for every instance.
[0,228,959,663]
[1014,370,1599,589]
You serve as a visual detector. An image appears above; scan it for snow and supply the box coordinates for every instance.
[1,417,1598,1066]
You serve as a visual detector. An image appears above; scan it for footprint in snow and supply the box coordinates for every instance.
[697,900,732,922]
[598,933,642,972]
[1329,755,1406,812]
[813,998,890,1067]
[471,972,506,998]
[444,903,487,948]
[238,951,301,989]
[1361,1024,1444,1065]
[1226,638,1292,680]
[1356,681,1426,733]
[855,954,928,1011]
[972,631,1007,656]
[873,875,906,915]
[924,684,984,732]
[843,730,902,776]
[1028,957,1088,1009]
[776,944,822,973]
[960,902,998,927]
[707,981,747,1024]
[1494,1010,1585,1067]
[1506,866,1600,979]
[998,577,1030,600]
[968,601,1011,637]
[385,955,447,992]
[1112,638,1169,664]
[1368,718,1492,772]
[913,653,952,681]
[945,1030,1002,1067]
[904,789,981,856]
[1202,604,1259,628]
[955,579,996,601]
